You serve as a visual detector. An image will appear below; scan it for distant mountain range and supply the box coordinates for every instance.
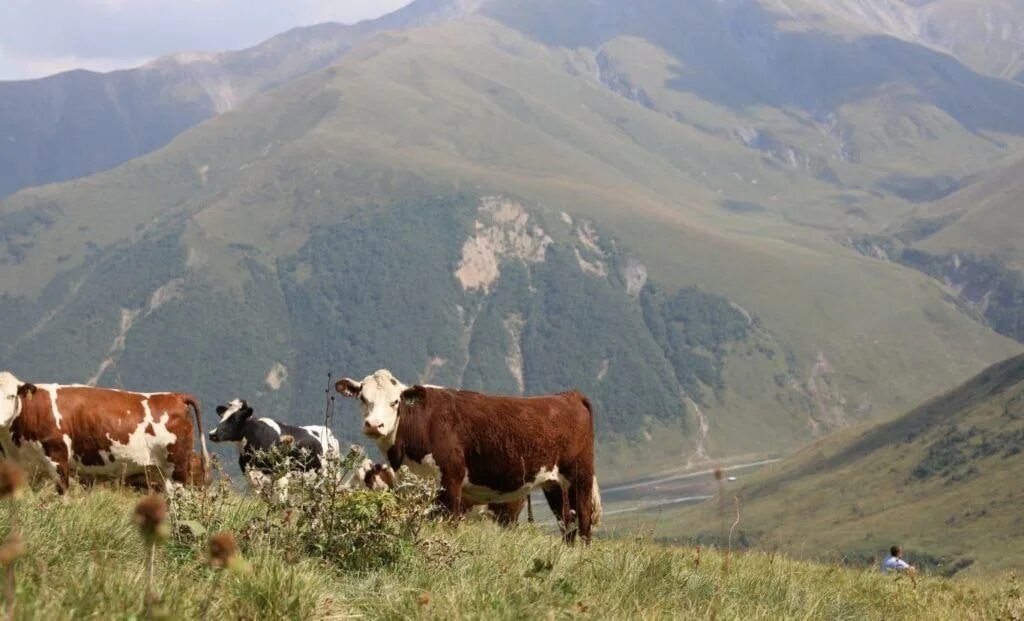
[4,0,1024,201]
[0,0,481,199]
[1,0,1022,474]
[768,0,1024,81]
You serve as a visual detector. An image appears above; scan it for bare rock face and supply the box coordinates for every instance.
[503,314,526,394]
[455,197,552,293]
[622,257,649,297]
[265,363,288,390]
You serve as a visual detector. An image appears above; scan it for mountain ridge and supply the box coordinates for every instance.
[0,0,480,199]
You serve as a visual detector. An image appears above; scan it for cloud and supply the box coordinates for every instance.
[0,0,414,80]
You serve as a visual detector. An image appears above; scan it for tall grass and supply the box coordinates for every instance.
[0,484,1019,620]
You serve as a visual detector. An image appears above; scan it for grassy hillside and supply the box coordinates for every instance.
[0,483,1020,619]
[651,353,1024,574]
[912,154,1024,269]
[845,153,1024,345]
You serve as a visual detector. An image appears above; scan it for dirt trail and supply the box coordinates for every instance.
[686,395,710,464]
[87,308,141,386]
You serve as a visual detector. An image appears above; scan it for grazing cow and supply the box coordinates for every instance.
[0,371,210,492]
[208,399,341,480]
[337,370,602,541]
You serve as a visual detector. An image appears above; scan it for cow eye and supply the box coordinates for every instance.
[391,400,399,407]
[359,395,368,405]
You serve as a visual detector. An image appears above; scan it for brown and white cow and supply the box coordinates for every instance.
[0,371,210,492]
[337,369,602,542]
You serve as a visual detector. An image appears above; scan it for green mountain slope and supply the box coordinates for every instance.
[914,155,1024,268]
[664,353,1024,574]
[0,0,479,200]
[0,7,1020,475]
[844,152,1024,344]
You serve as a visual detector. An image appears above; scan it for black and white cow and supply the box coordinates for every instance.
[208,399,341,481]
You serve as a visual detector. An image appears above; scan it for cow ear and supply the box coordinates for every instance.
[216,405,227,415]
[240,406,254,419]
[335,378,362,398]
[401,385,427,408]
[17,384,37,400]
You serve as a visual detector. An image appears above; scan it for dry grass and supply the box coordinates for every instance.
[0,482,1018,620]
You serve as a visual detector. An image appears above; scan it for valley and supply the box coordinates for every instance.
[633,353,1024,573]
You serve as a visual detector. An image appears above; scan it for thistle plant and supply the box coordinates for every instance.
[133,494,169,620]
[0,463,26,621]
[201,531,247,619]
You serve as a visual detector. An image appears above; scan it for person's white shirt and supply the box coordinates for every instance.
[882,555,912,572]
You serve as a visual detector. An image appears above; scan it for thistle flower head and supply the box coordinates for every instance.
[133,494,169,542]
[0,463,27,499]
[0,533,25,566]
[208,532,247,572]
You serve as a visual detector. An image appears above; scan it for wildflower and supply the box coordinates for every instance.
[208,532,247,572]
[0,534,25,566]
[133,494,170,543]
[0,463,26,499]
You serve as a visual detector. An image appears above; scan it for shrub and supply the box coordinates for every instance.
[167,446,436,573]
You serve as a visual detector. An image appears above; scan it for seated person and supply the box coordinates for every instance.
[882,545,915,573]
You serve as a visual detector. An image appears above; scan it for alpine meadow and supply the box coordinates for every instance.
[2,0,1024,618]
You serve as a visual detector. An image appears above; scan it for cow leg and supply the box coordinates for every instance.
[42,441,71,494]
[488,498,524,527]
[166,440,192,487]
[568,472,595,545]
[542,483,571,537]
[437,467,465,520]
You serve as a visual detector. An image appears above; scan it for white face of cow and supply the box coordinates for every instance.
[0,372,26,428]
[336,369,407,443]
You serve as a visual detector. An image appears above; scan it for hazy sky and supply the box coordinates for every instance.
[0,0,415,81]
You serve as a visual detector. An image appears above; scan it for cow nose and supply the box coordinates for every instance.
[362,421,383,435]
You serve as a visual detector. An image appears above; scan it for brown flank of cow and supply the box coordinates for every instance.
[12,385,209,491]
[393,386,596,542]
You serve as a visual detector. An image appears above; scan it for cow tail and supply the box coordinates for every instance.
[578,393,602,527]
[184,395,211,482]
[591,477,603,527]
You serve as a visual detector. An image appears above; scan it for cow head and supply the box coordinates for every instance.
[0,372,34,428]
[209,399,254,443]
[336,369,407,442]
